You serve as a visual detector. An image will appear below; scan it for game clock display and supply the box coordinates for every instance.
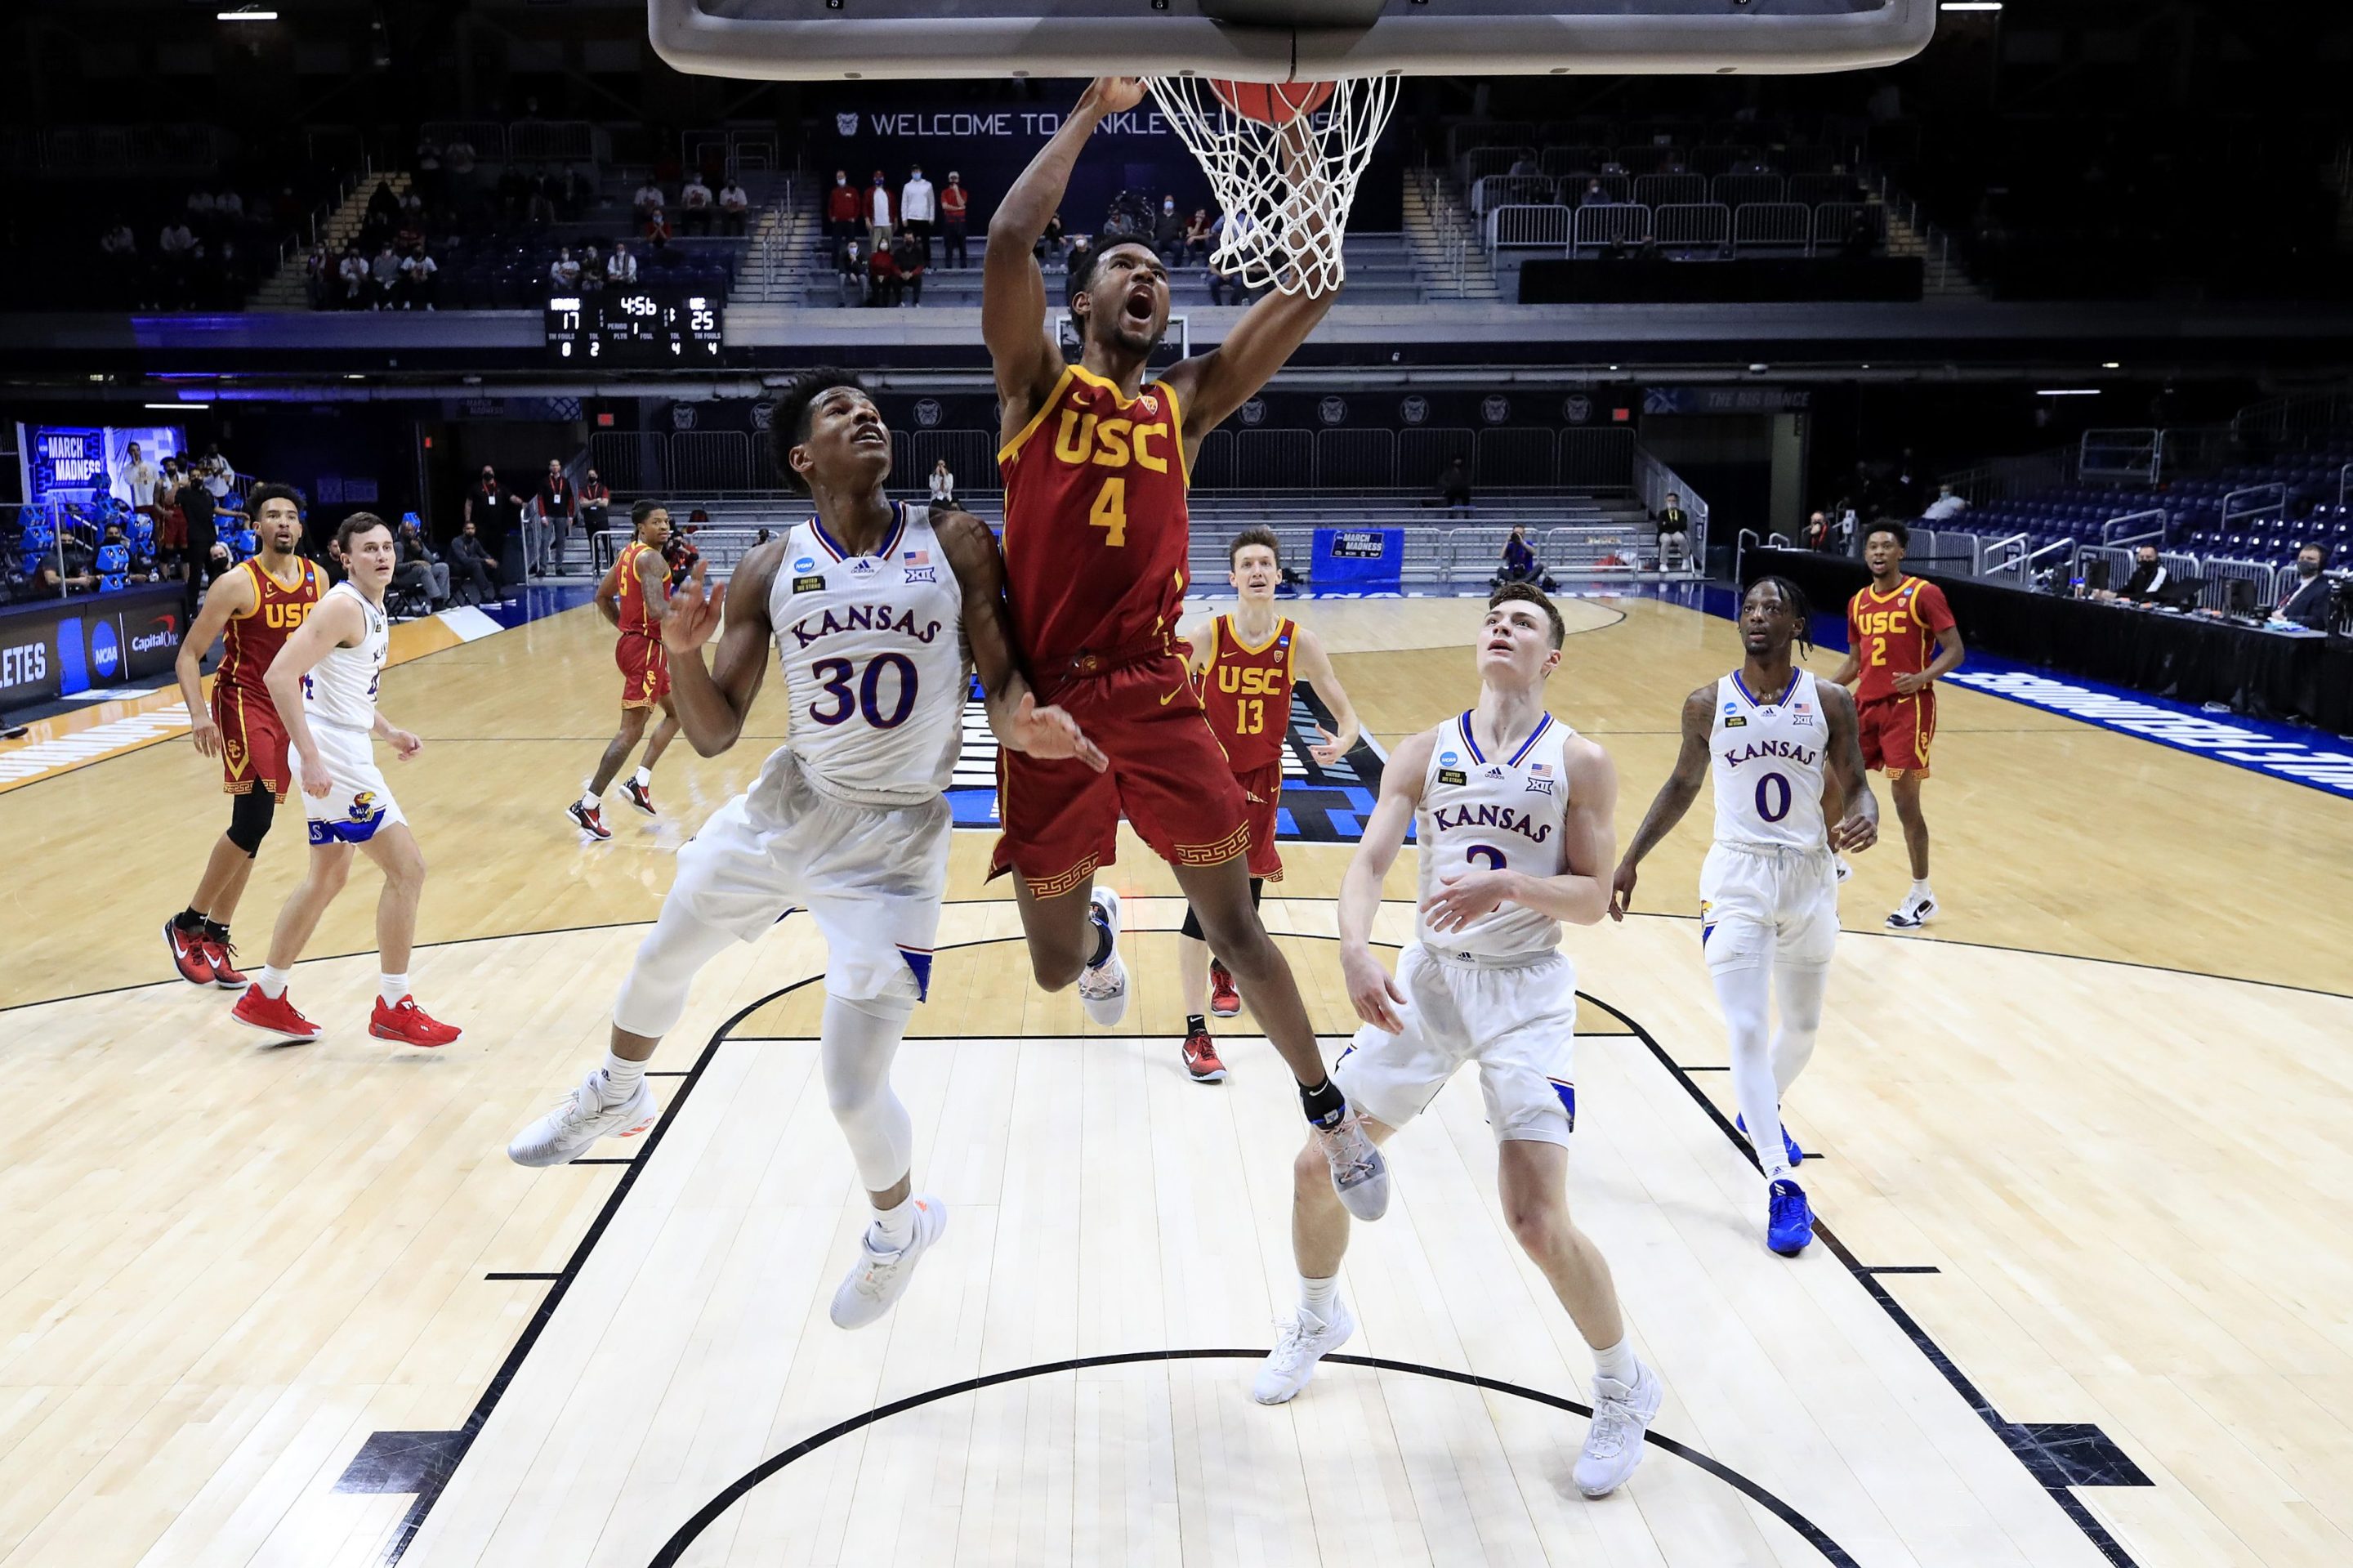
[546,288,723,364]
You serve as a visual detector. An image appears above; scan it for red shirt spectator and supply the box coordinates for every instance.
[826,172,862,227]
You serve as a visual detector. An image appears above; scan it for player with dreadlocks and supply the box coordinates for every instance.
[1607,576,1879,1256]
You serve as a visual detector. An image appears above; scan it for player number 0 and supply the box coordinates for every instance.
[1754,771,1792,823]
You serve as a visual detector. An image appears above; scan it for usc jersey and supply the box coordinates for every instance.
[1846,575,1955,704]
[999,364,1190,675]
[217,556,324,694]
[1199,614,1295,772]
[613,539,666,636]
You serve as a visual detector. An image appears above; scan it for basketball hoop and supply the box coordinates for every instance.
[1145,73,1399,300]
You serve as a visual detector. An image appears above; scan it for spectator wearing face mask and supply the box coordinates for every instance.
[826,168,861,244]
[867,170,895,252]
[448,520,502,605]
[900,165,935,267]
[718,176,750,237]
[680,172,715,235]
[580,469,612,542]
[464,466,520,584]
[939,172,970,268]
[1153,195,1186,266]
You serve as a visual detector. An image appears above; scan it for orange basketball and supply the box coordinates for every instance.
[1208,78,1337,125]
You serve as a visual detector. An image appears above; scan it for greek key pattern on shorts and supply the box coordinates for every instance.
[1023,854,1101,900]
[1172,821,1253,868]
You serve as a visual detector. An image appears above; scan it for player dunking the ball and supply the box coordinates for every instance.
[569,498,681,839]
[229,513,461,1047]
[984,76,1389,1215]
[1172,526,1360,1083]
[1255,583,1664,1499]
[1610,576,1878,1255]
[1828,521,1963,928]
[165,484,322,990]
[509,371,1101,1329]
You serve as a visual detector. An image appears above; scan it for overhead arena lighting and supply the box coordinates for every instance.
[1939,3,2002,11]
[2037,388,2102,396]
[145,401,210,409]
[217,7,279,21]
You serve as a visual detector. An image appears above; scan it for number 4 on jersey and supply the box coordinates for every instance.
[1090,477,1127,547]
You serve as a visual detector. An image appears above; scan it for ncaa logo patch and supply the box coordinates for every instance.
[1439,750,1459,766]
[793,557,816,573]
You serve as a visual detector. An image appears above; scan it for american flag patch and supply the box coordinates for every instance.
[903,548,929,565]
[1529,762,1553,777]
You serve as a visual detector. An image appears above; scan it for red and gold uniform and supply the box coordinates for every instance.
[989,364,1248,896]
[611,539,670,708]
[213,555,324,799]
[1846,574,1956,775]
[1197,613,1296,880]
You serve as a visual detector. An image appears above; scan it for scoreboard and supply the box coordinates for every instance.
[545,287,723,365]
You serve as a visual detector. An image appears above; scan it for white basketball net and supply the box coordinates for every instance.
[1145,74,1400,299]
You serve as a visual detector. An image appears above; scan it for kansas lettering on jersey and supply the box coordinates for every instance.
[769,502,966,802]
[1416,710,1575,958]
[1847,574,1955,704]
[1199,614,1295,771]
[218,556,324,694]
[302,581,389,730]
[1710,668,1828,851]
[612,539,665,636]
[999,364,1190,672]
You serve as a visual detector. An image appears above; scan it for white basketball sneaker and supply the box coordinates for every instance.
[1317,1111,1391,1221]
[1886,887,1938,930]
[1076,887,1129,1026]
[1252,1298,1355,1405]
[1574,1361,1663,1498]
[507,1068,659,1168]
[830,1195,949,1329]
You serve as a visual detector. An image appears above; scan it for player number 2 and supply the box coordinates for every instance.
[1754,771,1792,823]
[1464,843,1507,871]
[1090,476,1127,547]
[808,653,920,729]
[1868,635,1888,668]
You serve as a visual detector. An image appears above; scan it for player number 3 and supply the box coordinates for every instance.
[808,652,919,729]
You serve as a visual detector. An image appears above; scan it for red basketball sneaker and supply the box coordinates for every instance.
[203,937,248,990]
[1181,1025,1229,1083]
[164,918,215,985]
[372,995,463,1048]
[567,800,612,840]
[621,778,657,816]
[1208,961,1242,1019]
[231,985,321,1042]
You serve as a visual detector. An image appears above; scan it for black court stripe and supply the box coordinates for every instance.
[1580,992,2146,1568]
[644,1348,1858,1568]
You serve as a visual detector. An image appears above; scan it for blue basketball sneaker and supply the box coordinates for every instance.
[1735,1110,1806,1168]
[1766,1179,1814,1257]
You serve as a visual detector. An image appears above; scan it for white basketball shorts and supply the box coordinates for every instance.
[1331,944,1578,1148]
[666,748,951,1003]
[294,718,404,844]
[1699,841,1838,973]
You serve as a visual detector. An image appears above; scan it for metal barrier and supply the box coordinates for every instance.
[590,431,668,493]
[2221,481,2288,534]
[1652,202,1730,248]
[1571,203,1654,252]
[1538,145,1611,177]
[418,121,507,163]
[1400,427,1476,489]
[2199,556,2281,613]
[509,120,596,163]
[1634,173,1707,207]
[1563,427,1637,489]
[592,526,770,578]
[2102,507,2169,543]
[1314,429,1398,489]
[1235,429,1313,490]
[1485,203,1572,250]
[1732,202,1811,251]
[1460,146,1537,186]
[1712,172,1787,207]
[1476,428,1557,489]
[1192,428,1235,490]
[1810,201,1883,252]
[907,430,996,496]
[1980,531,2033,583]
[667,431,754,493]
[2079,429,2162,485]
[2341,462,2353,511]
[1556,173,1631,205]
[1470,174,1556,217]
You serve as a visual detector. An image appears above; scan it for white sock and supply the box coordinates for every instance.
[1298,1274,1339,1322]
[870,1194,918,1253]
[601,1051,646,1103]
[1909,878,1933,900]
[1592,1333,1638,1387]
[579,788,601,811]
[633,766,652,787]
[379,973,409,1006]
[257,965,290,1000]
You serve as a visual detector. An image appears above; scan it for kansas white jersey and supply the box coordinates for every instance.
[1414,710,1575,958]
[768,501,965,803]
[302,580,388,731]
[1709,668,1828,851]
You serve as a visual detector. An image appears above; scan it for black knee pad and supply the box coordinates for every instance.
[225,788,277,855]
[1178,878,1265,945]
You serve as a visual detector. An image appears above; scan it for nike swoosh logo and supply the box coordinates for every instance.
[1159,685,1185,706]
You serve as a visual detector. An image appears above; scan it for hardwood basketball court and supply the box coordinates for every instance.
[2,592,2349,1567]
